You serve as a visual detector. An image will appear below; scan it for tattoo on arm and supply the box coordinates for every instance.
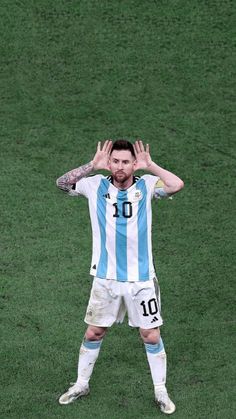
[56,161,93,193]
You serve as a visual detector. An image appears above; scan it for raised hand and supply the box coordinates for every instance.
[134,140,152,171]
[92,140,113,170]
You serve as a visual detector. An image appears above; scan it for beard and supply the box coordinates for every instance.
[113,171,130,184]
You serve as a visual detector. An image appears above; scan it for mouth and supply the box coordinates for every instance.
[115,173,126,178]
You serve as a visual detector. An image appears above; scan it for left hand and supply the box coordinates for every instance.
[134,140,152,170]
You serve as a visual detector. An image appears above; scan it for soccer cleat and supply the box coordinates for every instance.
[155,389,176,415]
[59,382,90,405]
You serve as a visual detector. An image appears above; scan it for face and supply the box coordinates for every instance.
[109,149,136,185]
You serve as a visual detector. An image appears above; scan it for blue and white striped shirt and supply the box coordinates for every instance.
[74,174,167,282]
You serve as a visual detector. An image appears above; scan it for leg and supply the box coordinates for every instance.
[59,325,106,405]
[59,277,121,405]
[77,325,107,385]
[139,327,166,387]
[140,327,175,415]
[85,324,107,341]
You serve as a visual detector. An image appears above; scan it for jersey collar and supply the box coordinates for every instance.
[107,175,140,191]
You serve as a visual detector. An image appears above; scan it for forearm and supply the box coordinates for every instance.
[147,161,184,194]
[56,161,94,193]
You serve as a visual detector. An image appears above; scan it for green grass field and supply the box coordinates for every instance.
[1,1,235,418]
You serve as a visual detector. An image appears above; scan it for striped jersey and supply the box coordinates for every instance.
[73,174,168,282]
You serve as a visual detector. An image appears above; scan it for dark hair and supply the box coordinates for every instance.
[110,139,135,158]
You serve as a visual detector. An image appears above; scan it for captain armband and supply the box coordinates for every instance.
[153,188,172,199]
[153,179,172,199]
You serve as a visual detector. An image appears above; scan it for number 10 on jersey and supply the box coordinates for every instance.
[113,201,133,218]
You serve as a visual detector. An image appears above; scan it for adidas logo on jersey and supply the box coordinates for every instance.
[151,316,159,323]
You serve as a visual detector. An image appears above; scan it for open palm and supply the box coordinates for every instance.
[134,140,152,170]
[93,140,113,170]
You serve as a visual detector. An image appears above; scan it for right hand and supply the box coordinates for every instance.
[92,140,113,170]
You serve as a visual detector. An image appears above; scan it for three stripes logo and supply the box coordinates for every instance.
[151,316,159,323]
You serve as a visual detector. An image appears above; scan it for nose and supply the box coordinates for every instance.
[118,161,123,170]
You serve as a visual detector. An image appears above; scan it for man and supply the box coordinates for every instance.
[56,139,184,415]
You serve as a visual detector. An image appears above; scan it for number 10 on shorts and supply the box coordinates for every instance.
[140,298,158,317]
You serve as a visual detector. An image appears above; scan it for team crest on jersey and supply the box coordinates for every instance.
[132,190,143,202]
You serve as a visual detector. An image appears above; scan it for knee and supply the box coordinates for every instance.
[85,326,107,341]
[139,327,161,344]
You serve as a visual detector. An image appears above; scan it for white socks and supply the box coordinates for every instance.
[76,337,166,391]
[76,339,103,386]
[144,338,167,389]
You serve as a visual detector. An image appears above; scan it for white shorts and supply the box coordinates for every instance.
[84,277,163,329]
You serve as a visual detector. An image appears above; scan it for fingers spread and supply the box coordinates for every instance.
[138,140,145,152]
[135,139,145,153]
[102,140,108,151]
[102,139,113,153]
[107,140,113,154]
[134,140,141,154]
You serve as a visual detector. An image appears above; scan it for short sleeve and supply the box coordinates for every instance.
[74,178,90,198]
[72,174,105,199]
[141,174,159,196]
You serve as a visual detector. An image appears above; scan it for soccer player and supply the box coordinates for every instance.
[56,139,184,415]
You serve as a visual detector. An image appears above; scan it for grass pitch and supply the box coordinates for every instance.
[1,1,235,418]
